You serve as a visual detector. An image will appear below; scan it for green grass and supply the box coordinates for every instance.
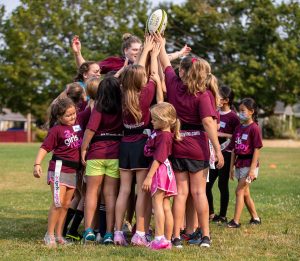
[0,143,299,261]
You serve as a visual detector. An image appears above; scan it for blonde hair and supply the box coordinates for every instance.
[150,102,181,141]
[86,77,100,100]
[180,57,220,106]
[121,65,146,123]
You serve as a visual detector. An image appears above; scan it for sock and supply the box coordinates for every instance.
[63,208,76,236]
[254,217,260,221]
[68,209,84,235]
[99,204,106,237]
[155,235,164,241]
[136,230,145,236]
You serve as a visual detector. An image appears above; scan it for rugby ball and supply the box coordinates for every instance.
[146,9,168,34]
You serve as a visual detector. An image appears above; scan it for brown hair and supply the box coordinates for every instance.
[121,33,142,56]
[85,77,100,100]
[180,57,220,106]
[74,61,98,82]
[48,98,75,128]
[150,102,181,141]
[121,64,146,122]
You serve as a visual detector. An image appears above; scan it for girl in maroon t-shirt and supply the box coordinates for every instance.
[33,98,86,247]
[80,76,123,244]
[156,33,224,248]
[113,42,163,246]
[227,98,263,228]
[142,102,180,250]
[206,85,240,224]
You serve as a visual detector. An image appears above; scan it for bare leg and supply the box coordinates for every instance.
[189,168,209,237]
[163,197,173,240]
[185,193,197,234]
[135,169,149,232]
[84,175,104,229]
[152,190,165,237]
[103,175,120,233]
[233,178,247,223]
[244,185,259,219]
[115,170,133,231]
[172,171,189,238]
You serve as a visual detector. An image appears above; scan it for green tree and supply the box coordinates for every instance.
[0,0,149,122]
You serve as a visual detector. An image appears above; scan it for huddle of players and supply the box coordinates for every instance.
[33,32,263,249]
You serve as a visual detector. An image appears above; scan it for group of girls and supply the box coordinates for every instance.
[33,32,263,250]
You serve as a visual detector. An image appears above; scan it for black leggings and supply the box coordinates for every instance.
[206,151,231,217]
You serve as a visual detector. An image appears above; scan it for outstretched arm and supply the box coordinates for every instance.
[72,35,86,68]
[150,43,163,103]
[154,33,171,71]
[137,35,154,67]
[168,44,192,61]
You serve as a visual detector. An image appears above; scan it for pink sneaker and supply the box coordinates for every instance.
[148,238,169,250]
[56,236,72,245]
[165,241,172,250]
[131,233,148,246]
[114,231,128,246]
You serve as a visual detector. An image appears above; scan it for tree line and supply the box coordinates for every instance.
[0,0,299,123]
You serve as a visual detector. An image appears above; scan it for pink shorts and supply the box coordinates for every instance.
[151,159,177,197]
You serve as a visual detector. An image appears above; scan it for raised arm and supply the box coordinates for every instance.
[168,44,192,61]
[154,33,171,71]
[150,43,163,103]
[72,35,86,68]
[137,35,154,67]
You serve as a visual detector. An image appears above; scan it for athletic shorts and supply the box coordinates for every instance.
[47,171,76,188]
[235,167,259,180]
[119,138,151,170]
[85,159,120,179]
[170,157,209,173]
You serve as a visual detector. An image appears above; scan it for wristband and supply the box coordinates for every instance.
[34,164,41,166]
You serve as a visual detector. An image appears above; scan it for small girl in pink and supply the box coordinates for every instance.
[142,102,181,250]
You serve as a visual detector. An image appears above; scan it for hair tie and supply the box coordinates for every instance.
[191,58,198,63]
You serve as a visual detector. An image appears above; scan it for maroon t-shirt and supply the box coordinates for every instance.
[41,110,89,173]
[219,110,240,135]
[227,122,263,168]
[86,107,123,159]
[99,56,125,74]
[144,130,173,163]
[164,66,216,160]
[122,80,156,142]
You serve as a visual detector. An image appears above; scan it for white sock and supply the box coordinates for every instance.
[155,235,164,241]
[136,230,145,236]
[115,230,122,234]
[254,217,260,221]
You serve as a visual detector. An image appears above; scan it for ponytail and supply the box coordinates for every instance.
[172,118,182,141]
[206,74,220,107]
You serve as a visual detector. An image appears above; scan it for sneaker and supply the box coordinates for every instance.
[199,236,211,248]
[188,228,202,245]
[218,216,228,224]
[227,219,241,228]
[44,233,56,247]
[249,217,261,225]
[211,215,220,222]
[122,221,132,234]
[131,233,148,246]
[181,233,193,241]
[103,232,114,245]
[56,236,73,245]
[172,237,183,248]
[148,238,169,250]
[66,231,82,242]
[83,228,95,244]
[145,233,152,243]
[114,231,128,246]
[165,241,172,250]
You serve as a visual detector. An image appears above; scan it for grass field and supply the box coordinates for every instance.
[0,143,299,261]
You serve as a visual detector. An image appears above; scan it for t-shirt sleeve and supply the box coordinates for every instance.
[41,128,58,152]
[77,107,91,130]
[197,92,217,120]
[153,133,172,163]
[140,80,156,108]
[251,124,263,149]
[86,108,102,132]
[164,66,180,93]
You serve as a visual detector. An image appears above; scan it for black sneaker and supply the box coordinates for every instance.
[249,217,261,225]
[211,215,220,222]
[172,237,183,248]
[199,236,211,248]
[227,219,241,228]
[218,216,228,224]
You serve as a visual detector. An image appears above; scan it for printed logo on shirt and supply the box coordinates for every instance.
[242,134,248,140]
[64,130,82,148]
[220,121,226,129]
[235,133,249,151]
[72,125,81,132]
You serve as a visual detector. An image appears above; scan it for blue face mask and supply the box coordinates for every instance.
[239,113,250,122]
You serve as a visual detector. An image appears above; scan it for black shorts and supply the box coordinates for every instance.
[119,138,151,170]
[170,157,209,173]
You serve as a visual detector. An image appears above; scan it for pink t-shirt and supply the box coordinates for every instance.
[164,66,216,160]
[41,110,90,173]
[227,122,263,168]
[86,107,123,159]
[144,130,173,163]
[122,80,156,142]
